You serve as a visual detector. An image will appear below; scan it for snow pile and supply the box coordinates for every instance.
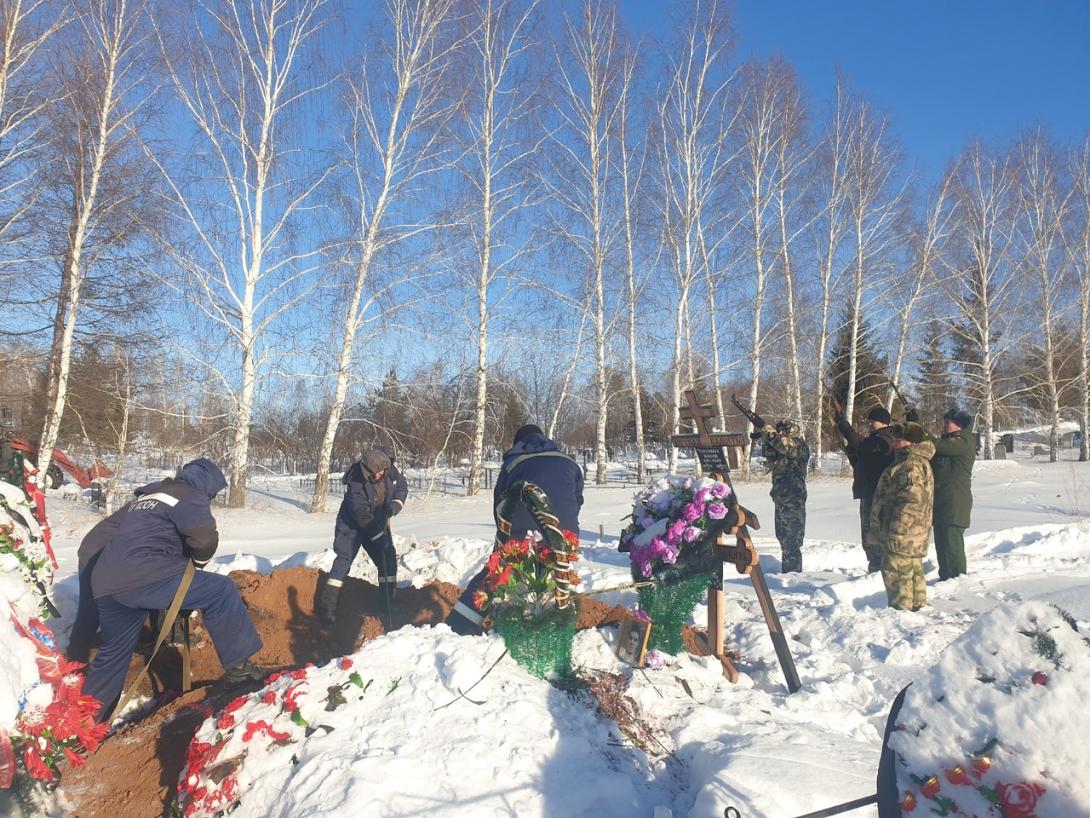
[0,483,55,733]
[0,479,54,616]
[0,477,107,810]
[889,601,1090,815]
[178,627,652,818]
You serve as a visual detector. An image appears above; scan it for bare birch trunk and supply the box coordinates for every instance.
[40,0,133,475]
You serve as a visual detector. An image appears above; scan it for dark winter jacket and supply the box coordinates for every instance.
[76,482,165,569]
[91,459,227,598]
[836,420,897,501]
[337,458,408,539]
[928,429,975,528]
[493,432,584,538]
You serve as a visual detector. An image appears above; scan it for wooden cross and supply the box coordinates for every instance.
[671,388,746,475]
[679,389,718,441]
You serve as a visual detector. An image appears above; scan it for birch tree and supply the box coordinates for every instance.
[309,0,458,512]
[944,140,1020,457]
[460,0,540,496]
[0,0,63,252]
[808,79,852,466]
[655,0,734,473]
[1015,129,1072,462]
[886,175,954,413]
[1071,137,1090,462]
[839,95,906,423]
[550,0,625,485]
[769,60,811,421]
[617,43,646,481]
[38,0,150,476]
[153,0,332,506]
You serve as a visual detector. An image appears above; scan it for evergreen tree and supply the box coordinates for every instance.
[913,319,956,430]
[826,311,890,430]
[370,369,409,456]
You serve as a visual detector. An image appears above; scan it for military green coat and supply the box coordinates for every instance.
[929,430,975,528]
[870,440,935,558]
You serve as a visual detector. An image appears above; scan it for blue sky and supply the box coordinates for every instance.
[619,0,1090,181]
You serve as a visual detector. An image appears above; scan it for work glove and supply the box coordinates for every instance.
[749,431,763,442]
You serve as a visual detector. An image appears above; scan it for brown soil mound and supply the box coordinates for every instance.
[57,568,638,818]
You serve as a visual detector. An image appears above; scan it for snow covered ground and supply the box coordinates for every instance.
[40,453,1090,817]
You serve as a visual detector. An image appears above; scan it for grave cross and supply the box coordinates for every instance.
[678,389,718,442]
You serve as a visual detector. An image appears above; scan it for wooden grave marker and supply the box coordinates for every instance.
[671,389,802,693]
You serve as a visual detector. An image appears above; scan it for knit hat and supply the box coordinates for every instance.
[943,408,974,431]
[895,421,927,444]
[359,449,392,478]
[866,406,892,424]
[513,424,544,445]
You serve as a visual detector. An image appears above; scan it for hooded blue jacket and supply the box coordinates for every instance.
[91,459,228,598]
[493,433,583,538]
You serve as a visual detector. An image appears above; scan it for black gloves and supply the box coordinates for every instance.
[905,407,920,423]
[389,499,403,517]
[749,431,763,442]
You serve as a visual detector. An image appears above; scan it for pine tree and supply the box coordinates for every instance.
[914,320,956,430]
[826,311,890,427]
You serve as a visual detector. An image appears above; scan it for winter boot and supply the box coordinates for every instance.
[317,578,342,625]
[223,659,268,687]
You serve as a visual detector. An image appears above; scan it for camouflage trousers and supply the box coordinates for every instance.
[881,554,926,610]
[859,498,883,573]
[773,497,806,572]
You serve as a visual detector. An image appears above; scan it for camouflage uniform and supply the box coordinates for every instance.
[761,421,810,573]
[870,439,935,610]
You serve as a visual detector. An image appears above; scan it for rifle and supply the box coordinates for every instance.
[729,394,765,431]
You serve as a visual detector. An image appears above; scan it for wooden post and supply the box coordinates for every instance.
[671,388,802,693]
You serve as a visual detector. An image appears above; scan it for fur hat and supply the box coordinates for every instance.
[895,421,927,444]
[866,406,892,424]
[943,408,974,431]
[513,424,544,445]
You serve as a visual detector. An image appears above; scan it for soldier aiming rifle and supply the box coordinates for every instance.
[731,395,810,573]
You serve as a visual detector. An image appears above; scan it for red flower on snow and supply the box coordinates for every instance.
[997,781,1046,817]
[339,657,353,670]
[225,695,248,713]
[21,746,54,781]
[282,683,305,713]
[262,690,277,705]
[216,713,235,730]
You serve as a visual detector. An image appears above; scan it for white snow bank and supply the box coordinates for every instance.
[178,627,658,818]
[890,601,1090,815]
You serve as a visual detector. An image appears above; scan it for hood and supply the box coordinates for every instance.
[176,458,228,499]
[906,440,936,461]
[359,449,392,477]
[133,479,168,496]
[502,431,558,461]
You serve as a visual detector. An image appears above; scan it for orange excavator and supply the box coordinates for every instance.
[7,437,113,489]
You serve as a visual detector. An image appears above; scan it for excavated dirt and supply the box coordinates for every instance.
[56,568,640,818]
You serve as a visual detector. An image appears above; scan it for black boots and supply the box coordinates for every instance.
[317,579,341,625]
[223,659,268,687]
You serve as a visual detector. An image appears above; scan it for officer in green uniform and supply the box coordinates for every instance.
[914,408,975,580]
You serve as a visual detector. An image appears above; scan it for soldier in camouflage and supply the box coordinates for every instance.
[870,422,935,610]
[758,419,810,573]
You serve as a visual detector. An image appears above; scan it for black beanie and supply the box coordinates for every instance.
[943,408,974,431]
[867,406,892,424]
[513,424,544,445]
